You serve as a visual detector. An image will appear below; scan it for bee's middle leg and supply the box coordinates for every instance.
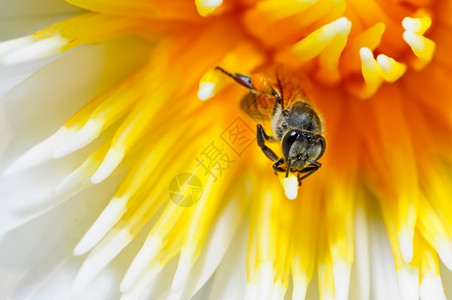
[257,124,279,161]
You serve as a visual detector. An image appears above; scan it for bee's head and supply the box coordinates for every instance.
[282,130,326,170]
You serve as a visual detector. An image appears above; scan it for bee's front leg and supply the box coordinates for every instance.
[257,124,279,161]
[272,158,286,173]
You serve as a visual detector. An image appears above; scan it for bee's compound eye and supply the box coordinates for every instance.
[282,130,301,158]
[316,135,326,159]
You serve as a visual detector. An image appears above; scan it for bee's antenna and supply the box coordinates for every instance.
[215,66,234,78]
[215,66,254,90]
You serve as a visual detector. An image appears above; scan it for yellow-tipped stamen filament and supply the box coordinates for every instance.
[1,13,147,65]
[376,54,407,83]
[54,142,109,195]
[402,10,435,68]
[289,17,352,64]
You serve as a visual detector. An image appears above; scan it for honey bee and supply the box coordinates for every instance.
[216,66,326,186]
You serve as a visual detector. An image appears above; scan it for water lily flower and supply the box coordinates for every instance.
[1,0,452,299]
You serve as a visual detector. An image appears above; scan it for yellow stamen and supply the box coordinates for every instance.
[289,17,352,64]
[402,9,432,36]
[417,196,452,270]
[341,22,385,74]
[357,48,407,98]
[402,10,435,69]
[252,0,319,20]
[315,21,351,84]
[376,54,407,83]
[359,47,382,98]
[403,32,435,66]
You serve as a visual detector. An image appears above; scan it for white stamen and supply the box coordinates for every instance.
[353,204,370,300]
[208,222,248,300]
[402,18,422,33]
[324,17,351,38]
[257,262,274,300]
[397,264,419,300]
[91,147,125,184]
[197,82,215,101]
[434,237,452,270]
[73,197,129,256]
[120,264,165,300]
[403,31,425,52]
[168,246,196,300]
[179,196,248,298]
[2,34,67,65]
[53,119,102,158]
[370,220,401,300]
[359,47,376,67]
[196,0,223,16]
[376,54,393,73]
[199,0,223,9]
[54,159,99,195]
[121,236,163,292]
[333,259,351,300]
[72,228,132,293]
[420,275,446,300]
[292,275,308,300]
[398,227,414,263]
[270,281,286,300]
[3,127,73,176]
[244,284,258,300]
[0,35,34,56]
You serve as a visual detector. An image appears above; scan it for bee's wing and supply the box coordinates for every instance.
[275,65,311,107]
[240,92,275,122]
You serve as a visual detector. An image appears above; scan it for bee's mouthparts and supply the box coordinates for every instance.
[285,159,291,177]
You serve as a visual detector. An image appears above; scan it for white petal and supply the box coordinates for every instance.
[0,58,56,96]
[0,178,120,299]
[0,38,151,233]
[0,0,79,19]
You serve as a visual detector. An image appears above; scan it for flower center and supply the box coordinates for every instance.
[239,0,436,98]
